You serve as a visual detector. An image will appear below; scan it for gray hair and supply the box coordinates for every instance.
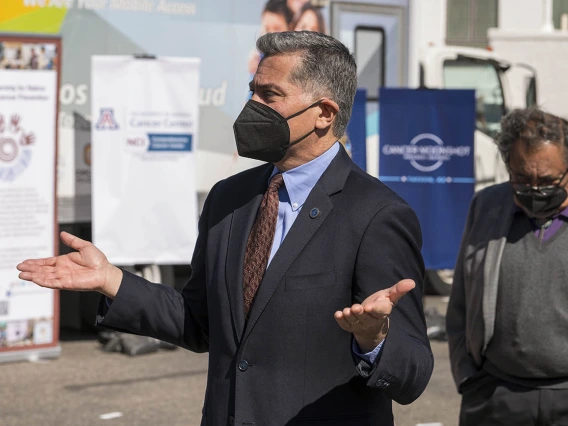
[496,108,568,166]
[256,31,357,138]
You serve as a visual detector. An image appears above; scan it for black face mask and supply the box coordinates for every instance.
[512,169,568,219]
[233,99,323,163]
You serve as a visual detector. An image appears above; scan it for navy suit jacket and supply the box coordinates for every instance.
[97,146,433,426]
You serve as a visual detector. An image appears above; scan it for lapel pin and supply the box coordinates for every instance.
[309,208,320,219]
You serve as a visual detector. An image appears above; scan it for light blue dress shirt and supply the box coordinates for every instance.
[267,142,383,364]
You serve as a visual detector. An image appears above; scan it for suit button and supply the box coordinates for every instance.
[229,416,235,425]
[238,360,249,372]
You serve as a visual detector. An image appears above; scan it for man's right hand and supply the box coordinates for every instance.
[17,231,123,299]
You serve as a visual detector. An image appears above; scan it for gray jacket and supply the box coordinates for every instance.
[446,182,515,391]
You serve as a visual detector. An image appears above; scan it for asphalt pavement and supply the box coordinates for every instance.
[0,297,460,426]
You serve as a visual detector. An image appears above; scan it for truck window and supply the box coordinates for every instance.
[443,59,505,137]
[354,26,385,101]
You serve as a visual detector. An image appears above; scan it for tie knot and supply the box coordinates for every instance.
[268,173,284,192]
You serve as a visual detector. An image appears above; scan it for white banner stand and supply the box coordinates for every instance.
[91,56,200,265]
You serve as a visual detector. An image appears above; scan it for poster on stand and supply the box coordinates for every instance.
[91,56,200,265]
[0,35,60,361]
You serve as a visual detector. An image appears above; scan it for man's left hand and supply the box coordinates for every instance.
[334,279,416,353]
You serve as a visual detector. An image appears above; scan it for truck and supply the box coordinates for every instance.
[0,0,537,329]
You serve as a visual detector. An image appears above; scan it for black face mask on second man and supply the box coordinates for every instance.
[233,99,323,163]
[512,168,568,219]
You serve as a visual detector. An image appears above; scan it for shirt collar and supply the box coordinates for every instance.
[270,142,340,211]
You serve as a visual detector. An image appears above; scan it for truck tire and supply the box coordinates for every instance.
[426,269,453,296]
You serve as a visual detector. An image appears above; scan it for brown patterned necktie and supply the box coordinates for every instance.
[243,173,284,317]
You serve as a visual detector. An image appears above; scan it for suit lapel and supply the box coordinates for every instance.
[242,146,354,343]
[481,187,515,353]
[225,165,273,343]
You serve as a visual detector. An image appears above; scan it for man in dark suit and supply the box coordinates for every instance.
[18,31,433,425]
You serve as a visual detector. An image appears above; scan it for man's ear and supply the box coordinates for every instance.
[315,99,339,130]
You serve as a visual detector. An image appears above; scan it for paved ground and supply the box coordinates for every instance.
[0,297,460,426]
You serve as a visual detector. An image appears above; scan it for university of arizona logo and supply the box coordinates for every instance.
[95,108,120,130]
[0,114,35,182]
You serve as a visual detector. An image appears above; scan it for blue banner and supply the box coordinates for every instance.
[347,89,367,171]
[379,88,475,270]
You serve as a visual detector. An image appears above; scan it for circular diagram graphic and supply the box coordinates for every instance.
[0,138,18,163]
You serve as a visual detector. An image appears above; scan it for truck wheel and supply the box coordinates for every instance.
[426,269,453,295]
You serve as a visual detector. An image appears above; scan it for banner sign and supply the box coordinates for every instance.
[347,89,367,171]
[91,56,200,265]
[0,35,60,360]
[379,88,475,270]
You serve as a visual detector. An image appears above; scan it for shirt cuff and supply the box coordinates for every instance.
[352,338,384,365]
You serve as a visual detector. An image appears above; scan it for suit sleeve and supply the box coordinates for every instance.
[446,194,480,392]
[353,202,433,405]
[94,183,218,353]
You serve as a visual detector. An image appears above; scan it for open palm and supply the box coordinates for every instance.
[334,279,416,352]
[17,231,121,296]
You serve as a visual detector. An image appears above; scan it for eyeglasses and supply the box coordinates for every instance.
[510,168,568,195]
